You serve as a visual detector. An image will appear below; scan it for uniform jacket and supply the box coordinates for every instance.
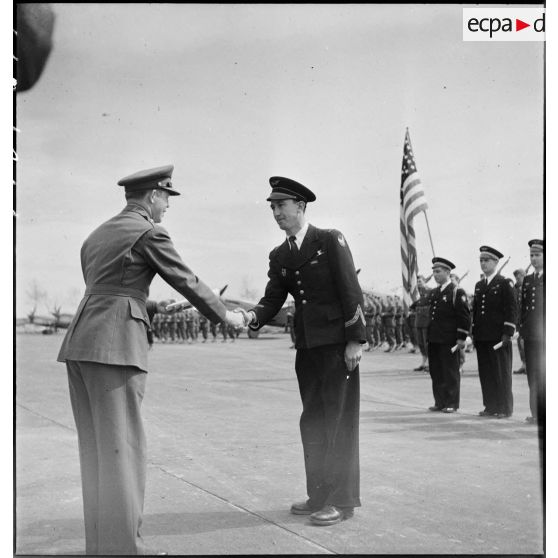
[472,274,517,341]
[410,287,431,328]
[250,224,366,349]
[427,283,470,344]
[58,202,227,372]
[520,272,544,341]
[381,301,395,327]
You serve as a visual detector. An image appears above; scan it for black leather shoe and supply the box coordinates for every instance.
[525,416,536,424]
[442,407,456,413]
[310,505,354,526]
[290,500,320,515]
[496,413,511,419]
[413,365,425,371]
[428,405,442,412]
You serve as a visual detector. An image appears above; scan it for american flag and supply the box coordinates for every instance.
[400,129,428,309]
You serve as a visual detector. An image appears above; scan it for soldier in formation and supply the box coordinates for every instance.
[472,246,517,419]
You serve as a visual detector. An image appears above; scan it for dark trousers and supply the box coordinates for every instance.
[67,360,147,555]
[524,338,545,421]
[415,327,428,357]
[295,344,361,509]
[384,325,395,347]
[427,342,460,408]
[475,340,513,415]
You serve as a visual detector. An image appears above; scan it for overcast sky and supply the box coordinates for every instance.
[15,3,544,316]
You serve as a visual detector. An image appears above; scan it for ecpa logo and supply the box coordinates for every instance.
[463,8,545,42]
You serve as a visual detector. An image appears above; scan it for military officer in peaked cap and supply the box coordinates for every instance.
[520,239,545,426]
[58,165,244,555]
[238,176,366,526]
[472,246,517,419]
[426,257,470,413]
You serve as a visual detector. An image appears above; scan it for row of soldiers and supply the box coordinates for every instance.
[407,241,544,426]
[151,308,241,343]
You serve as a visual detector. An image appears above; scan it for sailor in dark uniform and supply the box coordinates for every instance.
[472,246,517,418]
[239,176,366,526]
[520,239,545,425]
[427,257,470,413]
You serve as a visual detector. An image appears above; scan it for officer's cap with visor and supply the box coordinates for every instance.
[528,239,544,253]
[118,165,181,196]
[431,257,455,272]
[479,246,503,261]
[266,176,316,203]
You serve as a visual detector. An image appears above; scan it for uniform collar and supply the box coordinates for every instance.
[125,201,154,223]
[287,221,309,248]
[484,271,497,285]
[439,279,451,292]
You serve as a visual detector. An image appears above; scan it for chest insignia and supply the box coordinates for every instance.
[281,268,287,277]
[338,234,346,247]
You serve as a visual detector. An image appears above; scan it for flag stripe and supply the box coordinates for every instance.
[400,130,427,308]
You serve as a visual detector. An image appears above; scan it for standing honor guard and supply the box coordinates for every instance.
[57,165,244,555]
[238,176,365,526]
[520,239,545,425]
[472,246,517,418]
[427,257,470,413]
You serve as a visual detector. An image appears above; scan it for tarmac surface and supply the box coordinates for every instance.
[15,331,544,556]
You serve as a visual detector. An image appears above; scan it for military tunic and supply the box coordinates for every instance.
[58,202,227,554]
[427,283,470,409]
[250,224,365,509]
[472,274,517,416]
[520,272,545,420]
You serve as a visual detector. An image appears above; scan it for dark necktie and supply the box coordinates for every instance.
[289,235,299,256]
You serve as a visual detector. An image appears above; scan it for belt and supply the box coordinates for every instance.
[84,284,147,302]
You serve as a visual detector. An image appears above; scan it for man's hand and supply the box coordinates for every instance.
[345,341,362,371]
[456,339,466,349]
[234,308,255,327]
[157,299,176,313]
[225,310,245,328]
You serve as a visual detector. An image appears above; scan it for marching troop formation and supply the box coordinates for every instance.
[150,308,241,343]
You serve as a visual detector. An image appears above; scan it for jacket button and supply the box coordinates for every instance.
[297,281,302,285]
[302,299,307,304]
[300,290,304,294]
[295,271,300,276]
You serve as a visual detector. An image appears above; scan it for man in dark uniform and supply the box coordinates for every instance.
[238,176,365,526]
[427,257,470,413]
[394,296,405,349]
[381,296,396,352]
[410,274,431,371]
[57,165,244,555]
[520,240,545,425]
[513,268,527,374]
[472,246,517,418]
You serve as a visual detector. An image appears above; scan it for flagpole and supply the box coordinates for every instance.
[423,210,436,258]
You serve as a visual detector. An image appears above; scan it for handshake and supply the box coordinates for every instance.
[160,299,255,329]
[224,308,255,328]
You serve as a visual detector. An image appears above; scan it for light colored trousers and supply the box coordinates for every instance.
[66,360,148,555]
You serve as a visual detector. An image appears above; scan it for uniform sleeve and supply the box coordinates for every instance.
[327,230,367,343]
[139,226,228,324]
[455,288,471,340]
[249,250,288,330]
[502,279,518,337]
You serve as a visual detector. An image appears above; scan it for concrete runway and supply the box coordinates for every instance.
[15,332,544,555]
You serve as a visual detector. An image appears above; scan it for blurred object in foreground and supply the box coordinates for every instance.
[15,3,55,92]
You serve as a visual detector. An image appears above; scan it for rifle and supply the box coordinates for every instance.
[458,270,469,283]
[525,263,532,274]
[496,256,511,275]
